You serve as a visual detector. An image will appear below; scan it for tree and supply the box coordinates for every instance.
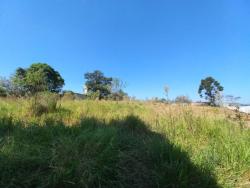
[164,85,170,101]
[0,77,9,97]
[12,63,65,95]
[11,68,27,96]
[111,78,126,93]
[0,86,7,97]
[109,90,128,101]
[198,76,224,106]
[0,77,17,97]
[109,78,128,100]
[84,70,113,100]
[225,95,241,106]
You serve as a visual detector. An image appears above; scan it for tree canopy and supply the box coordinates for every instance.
[12,63,64,95]
[84,70,113,100]
[198,76,224,106]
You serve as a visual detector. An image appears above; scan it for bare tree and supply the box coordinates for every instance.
[111,78,127,93]
[164,85,170,101]
[225,95,241,106]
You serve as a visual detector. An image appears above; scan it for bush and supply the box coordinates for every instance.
[175,95,192,104]
[0,87,7,97]
[108,90,128,101]
[62,91,76,101]
[149,97,170,104]
[86,91,101,100]
[28,92,60,116]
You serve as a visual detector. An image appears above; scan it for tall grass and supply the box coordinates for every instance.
[0,98,249,187]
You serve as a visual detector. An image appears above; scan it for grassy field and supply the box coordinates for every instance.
[0,98,249,188]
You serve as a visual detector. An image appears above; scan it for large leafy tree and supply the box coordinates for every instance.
[84,70,112,100]
[12,63,64,95]
[198,76,224,106]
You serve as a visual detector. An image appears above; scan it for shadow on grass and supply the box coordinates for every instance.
[0,115,220,188]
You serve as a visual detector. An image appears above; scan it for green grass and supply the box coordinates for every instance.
[0,99,249,187]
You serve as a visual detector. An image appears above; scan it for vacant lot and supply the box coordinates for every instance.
[0,99,249,187]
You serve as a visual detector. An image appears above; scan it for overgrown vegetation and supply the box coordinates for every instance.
[0,64,249,187]
[28,92,60,116]
[0,63,65,97]
[0,99,249,187]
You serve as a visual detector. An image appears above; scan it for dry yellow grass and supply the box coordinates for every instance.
[147,102,250,128]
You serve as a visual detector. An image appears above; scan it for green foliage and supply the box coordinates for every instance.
[108,90,128,101]
[28,92,60,116]
[11,67,27,96]
[0,77,17,97]
[84,70,112,100]
[0,99,249,187]
[0,115,219,187]
[0,87,7,97]
[86,90,101,100]
[198,77,224,106]
[12,63,64,95]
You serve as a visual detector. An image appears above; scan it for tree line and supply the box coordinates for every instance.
[0,63,225,106]
[0,63,128,101]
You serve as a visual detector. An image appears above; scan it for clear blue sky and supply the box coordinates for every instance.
[0,0,249,102]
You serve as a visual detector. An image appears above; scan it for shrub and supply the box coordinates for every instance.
[62,91,76,101]
[86,91,101,100]
[175,95,192,104]
[108,90,128,101]
[28,92,60,116]
[0,87,7,97]
[149,97,169,104]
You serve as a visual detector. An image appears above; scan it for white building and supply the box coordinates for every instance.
[83,85,88,94]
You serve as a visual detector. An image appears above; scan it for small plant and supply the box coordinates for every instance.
[28,92,60,116]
